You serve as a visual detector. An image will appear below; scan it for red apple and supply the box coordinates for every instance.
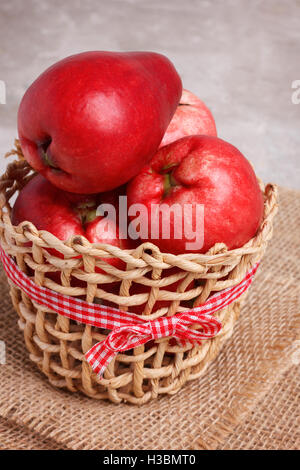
[18,51,182,194]
[11,174,135,270]
[160,89,217,147]
[127,135,264,254]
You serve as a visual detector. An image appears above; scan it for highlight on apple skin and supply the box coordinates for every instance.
[18,51,182,194]
[11,174,135,270]
[160,89,217,148]
[127,135,264,255]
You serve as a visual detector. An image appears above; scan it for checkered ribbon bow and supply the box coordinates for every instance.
[0,246,259,377]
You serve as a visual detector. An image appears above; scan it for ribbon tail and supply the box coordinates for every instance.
[85,327,152,378]
[85,341,117,378]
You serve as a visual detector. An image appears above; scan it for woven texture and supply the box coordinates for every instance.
[0,186,299,449]
[221,364,300,450]
[0,417,67,450]
[0,148,277,404]
[1,364,298,450]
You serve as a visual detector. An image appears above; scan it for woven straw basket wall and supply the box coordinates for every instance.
[0,143,278,404]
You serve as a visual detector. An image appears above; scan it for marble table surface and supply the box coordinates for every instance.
[0,0,299,189]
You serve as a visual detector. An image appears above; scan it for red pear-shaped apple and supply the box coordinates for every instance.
[18,51,182,193]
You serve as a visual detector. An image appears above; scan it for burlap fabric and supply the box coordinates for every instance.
[1,364,299,450]
[0,186,299,450]
[221,364,300,450]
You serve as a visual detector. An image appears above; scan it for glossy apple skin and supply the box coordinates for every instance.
[127,135,264,254]
[160,89,217,147]
[11,174,134,270]
[18,51,182,194]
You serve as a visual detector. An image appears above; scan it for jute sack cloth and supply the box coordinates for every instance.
[0,417,67,450]
[221,364,300,450]
[1,363,299,450]
[0,186,299,450]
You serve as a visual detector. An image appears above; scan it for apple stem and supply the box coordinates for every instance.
[38,139,59,170]
[74,201,98,225]
[163,173,172,196]
[163,172,178,197]
[42,150,58,168]
[84,209,97,223]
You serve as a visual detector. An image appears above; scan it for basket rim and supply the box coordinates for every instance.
[0,144,279,265]
[0,148,279,404]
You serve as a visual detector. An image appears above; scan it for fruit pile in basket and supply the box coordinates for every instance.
[14,51,263,297]
[1,51,277,403]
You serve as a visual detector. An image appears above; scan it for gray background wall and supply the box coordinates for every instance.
[0,0,299,189]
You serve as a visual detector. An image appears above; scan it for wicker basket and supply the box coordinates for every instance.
[0,143,278,404]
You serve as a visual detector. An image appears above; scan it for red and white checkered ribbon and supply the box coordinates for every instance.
[0,245,259,377]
